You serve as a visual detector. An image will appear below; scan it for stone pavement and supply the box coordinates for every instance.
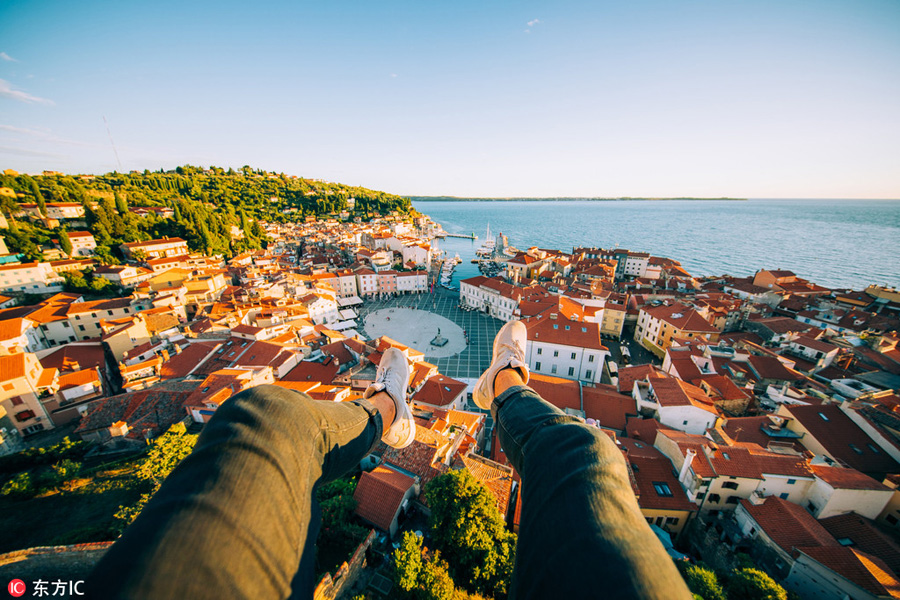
[356,288,503,382]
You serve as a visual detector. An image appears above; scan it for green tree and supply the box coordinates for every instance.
[394,531,424,594]
[115,192,128,215]
[726,569,787,600]
[425,469,516,598]
[418,554,455,600]
[681,565,726,600]
[392,532,456,600]
[59,229,73,256]
[27,176,46,216]
[115,424,198,530]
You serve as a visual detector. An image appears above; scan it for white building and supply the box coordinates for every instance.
[0,262,65,294]
[396,271,428,294]
[460,276,521,322]
[524,314,608,384]
[355,268,378,298]
[67,231,96,256]
[633,376,719,435]
[334,269,359,298]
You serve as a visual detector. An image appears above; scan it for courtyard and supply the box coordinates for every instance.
[355,288,503,382]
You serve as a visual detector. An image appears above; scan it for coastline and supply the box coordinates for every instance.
[411,196,747,202]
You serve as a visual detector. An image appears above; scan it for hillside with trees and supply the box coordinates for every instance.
[0,166,412,261]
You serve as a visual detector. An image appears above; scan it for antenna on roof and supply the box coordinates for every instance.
[103,116,123,171]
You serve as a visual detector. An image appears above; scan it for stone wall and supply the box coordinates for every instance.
[314,530,376,600]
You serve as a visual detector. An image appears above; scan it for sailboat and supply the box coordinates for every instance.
[475,223,496,257]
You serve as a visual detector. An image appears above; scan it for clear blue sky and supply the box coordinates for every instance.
[1,0,899,198]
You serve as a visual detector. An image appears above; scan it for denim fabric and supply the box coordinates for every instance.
[494,386,691,600]
[87,385,382,600]
[89,383,689,600]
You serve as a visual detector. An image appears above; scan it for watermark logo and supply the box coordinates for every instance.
[6,579,84,597]
[8,579,26,597]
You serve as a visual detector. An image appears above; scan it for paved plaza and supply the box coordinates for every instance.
[356,288,503,382]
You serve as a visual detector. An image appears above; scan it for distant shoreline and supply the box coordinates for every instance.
[410,196,747,202]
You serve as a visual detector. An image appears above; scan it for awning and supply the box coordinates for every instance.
[330,319,358,331]
[339,308,358,320]
[338,296,363,307]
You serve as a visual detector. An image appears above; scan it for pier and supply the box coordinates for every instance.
[441,232,477,240]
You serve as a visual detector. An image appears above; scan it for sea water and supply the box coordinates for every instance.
[412,199,900,291]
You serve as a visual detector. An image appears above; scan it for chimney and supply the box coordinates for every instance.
[679,448,696,484]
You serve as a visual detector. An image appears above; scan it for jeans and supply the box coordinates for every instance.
[88,384,689,599]
[494,386,690,599]
[88,385,383,599]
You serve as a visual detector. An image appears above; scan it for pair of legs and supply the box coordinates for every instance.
[88,325,689,599]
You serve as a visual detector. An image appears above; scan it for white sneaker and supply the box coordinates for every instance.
[365,347,415,449]
[473,320,529,410]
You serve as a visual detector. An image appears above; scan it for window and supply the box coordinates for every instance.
[666,517,679,526]
[10,395,23,404]
[586,370,592,379]
[868,444,881,454]
[837,537,854,546]
[725,496,740,505]
[886,514,898,525]
[107,310,114,316]
[652,482,673,497]
[15,410,36,422]
[849,443,863,455]
[779,493,790,500]
[818,412,830,421]
[62,322,70,328]
[722,481,739,490]
[553,351,559,357]
[537,348,542,355]
[535,362,541,371]
[551,365,558,374]
[571,352,577,360]
[787,479,796,485]
[807,501,818,513]
[708,494,721,504]
[78,325,85,331]
[588,355,595,362]
[2,383,14,392]
[568,367,574,376]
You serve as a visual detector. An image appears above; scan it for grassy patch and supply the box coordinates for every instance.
[0,463,148,553]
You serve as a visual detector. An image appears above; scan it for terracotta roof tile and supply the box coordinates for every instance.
[740,496,839,555]
[819,513,900,577]
[353,465,418,532]
[799,547,900,598]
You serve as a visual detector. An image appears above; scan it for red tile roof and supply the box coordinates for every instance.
[643,303,718,334]
[39,342,106,373]
[353,465,417,533]
[785,405,900,477]
[740,496,840,555]
[459,453,515,518]
[524,315,607,351]
[819,513,900,577]
[810,465,891,491]
[0,353,26,382]
[159,342,221,379]
[412,375,467,408]
[617,364,668,394]
[798,547,900,598]
[622,446,696,512]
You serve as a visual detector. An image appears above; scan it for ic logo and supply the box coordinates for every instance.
[8,579,26,597]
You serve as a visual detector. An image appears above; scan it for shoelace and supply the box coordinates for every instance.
[497,340,524,362]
